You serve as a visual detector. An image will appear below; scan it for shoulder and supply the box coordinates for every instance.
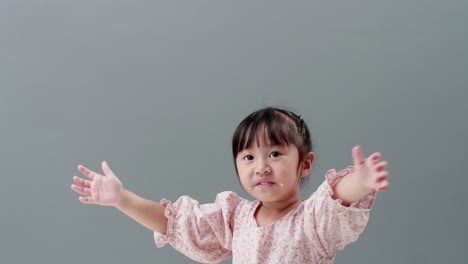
[213,191,248,207]
[212,191,257,219]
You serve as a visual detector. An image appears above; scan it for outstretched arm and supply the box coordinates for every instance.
[71,161,168,234]
[332,146,390,206]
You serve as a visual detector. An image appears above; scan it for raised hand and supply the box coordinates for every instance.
[71,161,124,206]
[352,145,390,192]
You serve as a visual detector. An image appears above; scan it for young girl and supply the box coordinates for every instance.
[71,107,389,263]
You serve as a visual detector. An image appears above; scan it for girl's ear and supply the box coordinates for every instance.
[301,152,315,177]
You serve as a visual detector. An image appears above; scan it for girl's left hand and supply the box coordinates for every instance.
[352,145,390,192]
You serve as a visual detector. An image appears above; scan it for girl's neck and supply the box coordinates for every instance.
[260,196,303,214]
[254,195,303,227]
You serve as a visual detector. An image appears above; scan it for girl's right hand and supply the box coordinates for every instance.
[71,161,124,207]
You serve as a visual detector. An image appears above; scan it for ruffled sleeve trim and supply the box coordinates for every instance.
[324,166,376,210]
[154,198,180,248]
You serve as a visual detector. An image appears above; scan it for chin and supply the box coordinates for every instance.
[252,192,282,202]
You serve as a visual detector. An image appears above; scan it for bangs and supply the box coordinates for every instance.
[232,109,299,157]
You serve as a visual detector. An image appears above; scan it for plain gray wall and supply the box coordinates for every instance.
[1,1,467,263]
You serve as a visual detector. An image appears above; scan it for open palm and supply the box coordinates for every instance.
[352,146,390,192]
[71,161,123,206]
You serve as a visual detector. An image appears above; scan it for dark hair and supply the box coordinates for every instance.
[232,107,313,179]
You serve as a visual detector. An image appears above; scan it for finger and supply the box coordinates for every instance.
[71,184,91,196]
[352,145,365,166]
[375,171,389,183]
[101,161,116,178]
[78,165,100,180]
[369,152,382,164]
[79,196,95,204]
[375,161,388,172]
[377,180,389,191]
[73,176,91,188]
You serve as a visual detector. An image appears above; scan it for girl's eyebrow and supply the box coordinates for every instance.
[244,144,284,151]
[238,149,252,154]
[267,143,285,148]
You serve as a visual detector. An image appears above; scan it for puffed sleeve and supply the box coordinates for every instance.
[154,191,243,264]
[304,166,376,258]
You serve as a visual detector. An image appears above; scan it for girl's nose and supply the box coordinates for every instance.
[255,161,271,175]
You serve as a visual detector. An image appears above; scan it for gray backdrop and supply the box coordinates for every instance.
[1,1,467,263]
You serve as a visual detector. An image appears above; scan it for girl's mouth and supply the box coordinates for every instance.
[255,179,275,187]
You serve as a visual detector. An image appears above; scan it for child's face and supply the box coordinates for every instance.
[235,141,313,203]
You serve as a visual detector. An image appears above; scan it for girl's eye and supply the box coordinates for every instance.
[269,151,280,158]
[243,155,254,161]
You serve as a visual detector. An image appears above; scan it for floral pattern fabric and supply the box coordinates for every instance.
[154,167,376,264]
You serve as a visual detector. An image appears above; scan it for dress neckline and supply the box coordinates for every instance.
[250,200,304,229]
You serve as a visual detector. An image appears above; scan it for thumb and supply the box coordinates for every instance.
[352,145,365,166]
[101,161,117,178]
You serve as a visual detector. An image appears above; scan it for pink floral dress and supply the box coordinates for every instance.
[154,167,376,263]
